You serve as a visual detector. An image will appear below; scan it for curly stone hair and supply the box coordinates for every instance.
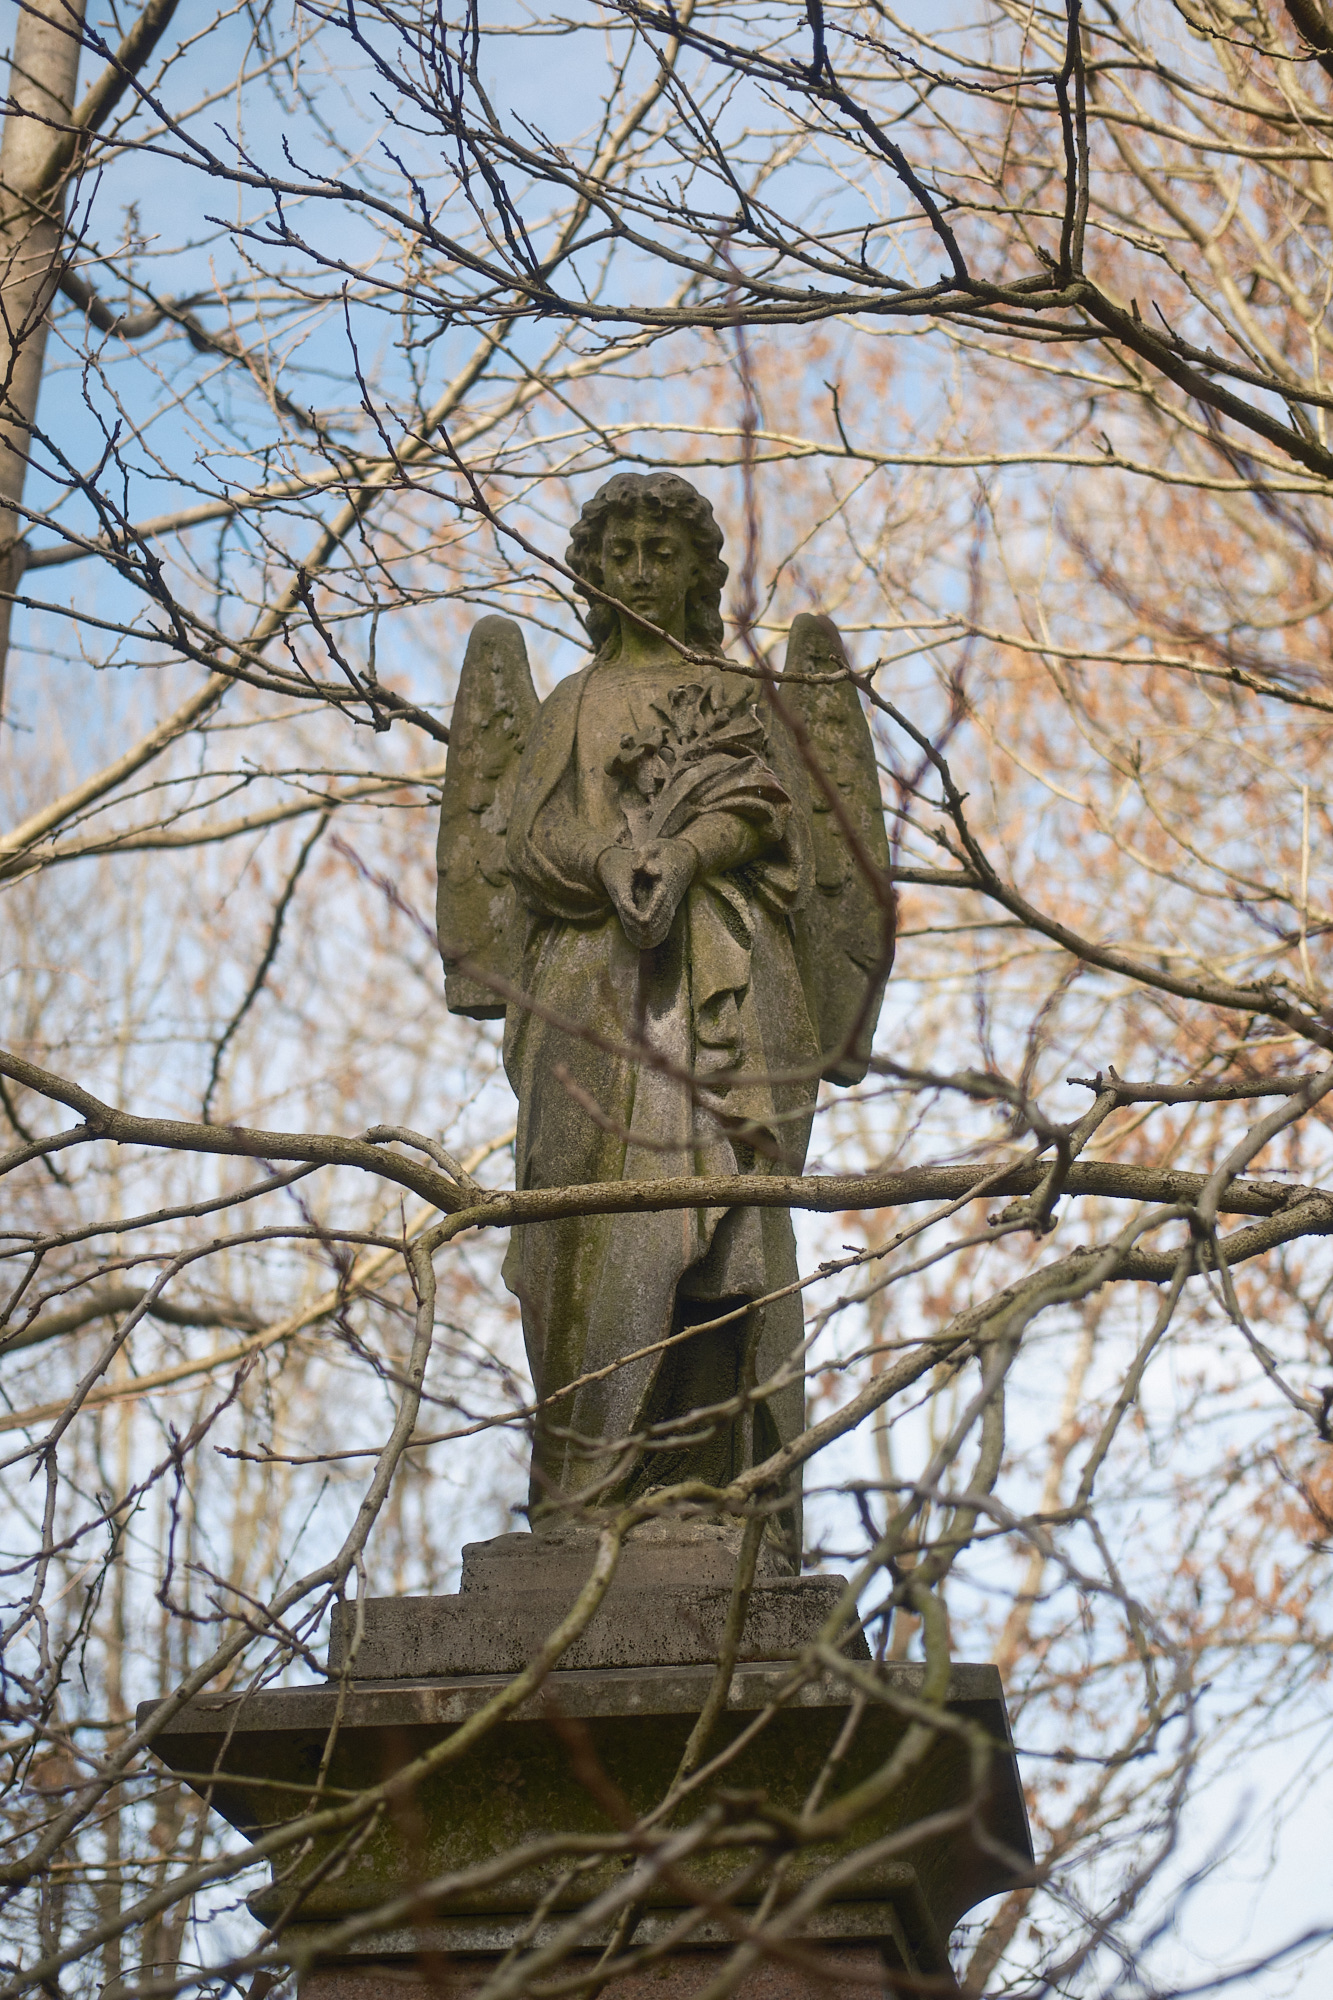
[566,471,728,655]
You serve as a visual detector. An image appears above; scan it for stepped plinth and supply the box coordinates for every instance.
[141,1523,1032,1996]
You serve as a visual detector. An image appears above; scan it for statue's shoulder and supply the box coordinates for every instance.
[519,659,595,771]
[534,659,594,722]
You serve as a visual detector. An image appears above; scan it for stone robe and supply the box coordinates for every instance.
[501,657,825,1554]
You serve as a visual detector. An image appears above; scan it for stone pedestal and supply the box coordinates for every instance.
[299,1941,907,2000]
[140,1530,1031,1996]
[329,1521,867,1676]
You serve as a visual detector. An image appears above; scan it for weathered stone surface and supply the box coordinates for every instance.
[141,479,995,2000]
[285,1898,922,1961]
[139,1657,1031,1980]
[140,1657,1013,1732]
[329,1579,861,1677]
[434,473,896,1527]
[460,1519,794,1593]
[778,613,895,1088]
[329,1527,866,1676]
[435,616,537,1020]
[299,1938,910,2000]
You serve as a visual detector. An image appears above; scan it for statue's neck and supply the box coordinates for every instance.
[606,623,704,675]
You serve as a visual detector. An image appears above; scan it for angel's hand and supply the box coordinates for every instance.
[599,839,695,949]
[597,845,638,928]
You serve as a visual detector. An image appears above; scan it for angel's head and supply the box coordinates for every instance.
[567,472,728,655]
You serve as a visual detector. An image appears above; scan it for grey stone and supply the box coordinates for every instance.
[329,1579,863,1678]
[294,1928,925,1998]
[139,1658,1030,1982]
[139,1657,1015,1733]
[435,617,538,1020]
[329,1526,866,1676]
[435,473,897,1531]
[297,1936,917,2000]
[140,480,1006,2000]
[460,1518,794,1592]
[284,1898,924,1959]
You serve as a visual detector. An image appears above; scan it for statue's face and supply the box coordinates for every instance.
[599,507,695,640]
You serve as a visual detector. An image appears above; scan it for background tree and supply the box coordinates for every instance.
[2,2,1333,1995]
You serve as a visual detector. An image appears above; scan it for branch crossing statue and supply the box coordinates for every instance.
[437,473,896,1556]
[144,477,1031,1995]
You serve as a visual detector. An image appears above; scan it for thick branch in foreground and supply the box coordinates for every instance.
[1,1046,1326,1233]
[0,1046,465,1208]
[442,1160,1329,1232]
[0,1283,261,1356]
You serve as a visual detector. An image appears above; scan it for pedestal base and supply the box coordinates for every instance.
[140,1659,1029,1987]
[329,1525,868,1675]
[300,1940,899,2000]
[139,1535,1030,1994]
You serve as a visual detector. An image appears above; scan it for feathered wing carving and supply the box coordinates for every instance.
[776,612,896,1085]
[436,616,539,1019]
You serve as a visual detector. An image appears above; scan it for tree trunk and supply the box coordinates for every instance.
[0,0,85,720]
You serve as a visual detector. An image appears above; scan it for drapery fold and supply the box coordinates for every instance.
[501,660,822,1549]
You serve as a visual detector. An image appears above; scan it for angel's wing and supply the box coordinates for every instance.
[436,616,538,1020]
[779,613,895,1085]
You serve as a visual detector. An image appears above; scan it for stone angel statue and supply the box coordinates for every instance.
[436,473,894,1562]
